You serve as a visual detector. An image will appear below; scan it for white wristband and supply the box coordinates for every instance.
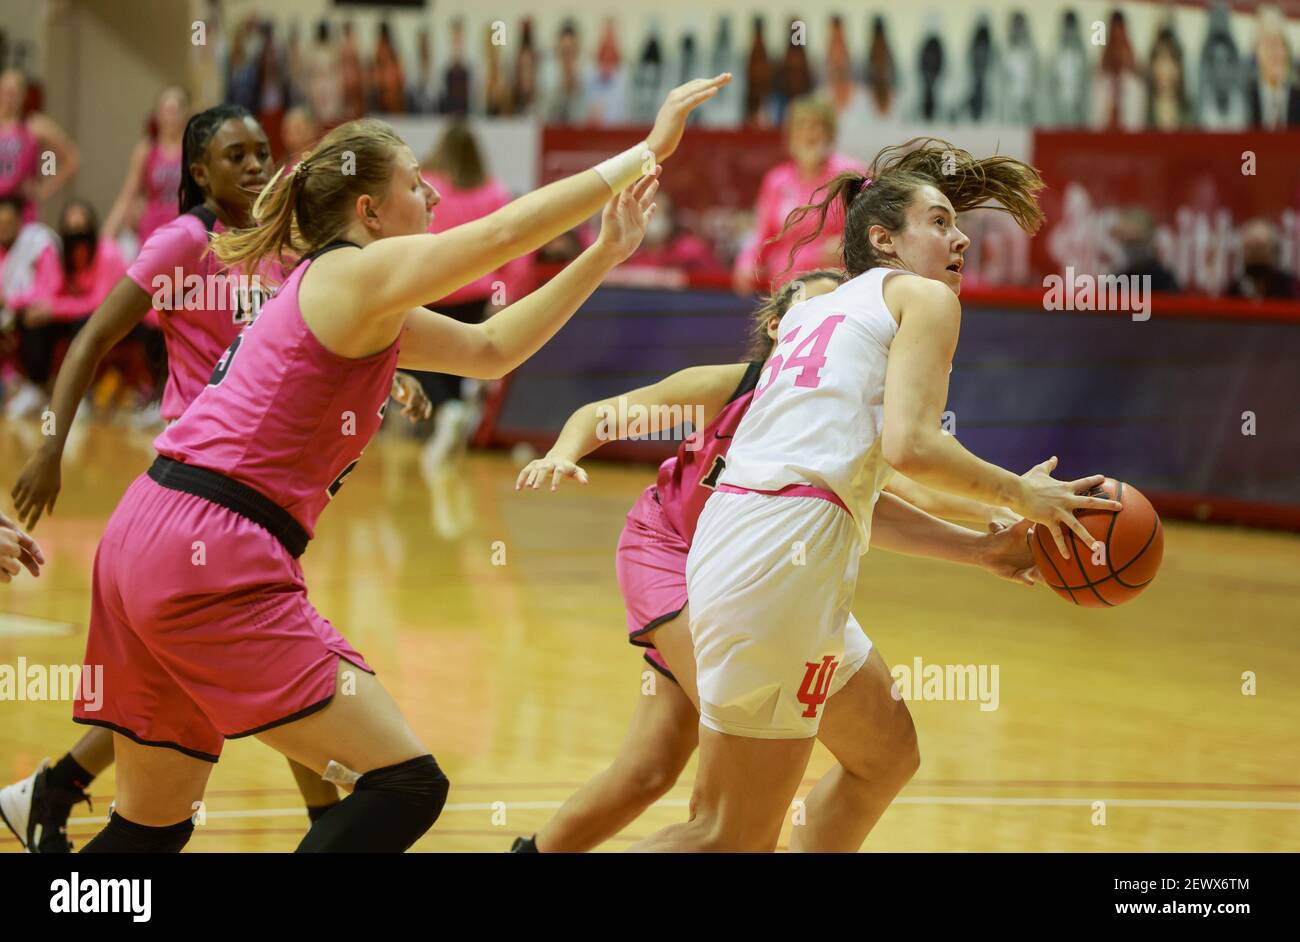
[593,141,656,193]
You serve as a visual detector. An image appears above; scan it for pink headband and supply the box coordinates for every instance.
[859,177,873,192]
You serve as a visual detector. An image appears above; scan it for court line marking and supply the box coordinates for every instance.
[61,795,1300,826]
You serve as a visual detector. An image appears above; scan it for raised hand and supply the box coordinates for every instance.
[647,74,732,162]
[594,169,660,265]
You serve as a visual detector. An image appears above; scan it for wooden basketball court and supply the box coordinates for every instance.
[2,418,1297,851]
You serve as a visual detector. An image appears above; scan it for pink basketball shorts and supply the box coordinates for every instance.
[73,474,372,761]
[615,486,689,683]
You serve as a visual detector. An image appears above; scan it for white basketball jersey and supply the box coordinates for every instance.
[719,267,907,551]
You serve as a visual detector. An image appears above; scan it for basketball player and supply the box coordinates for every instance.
[628,139,1124,852]
[2,104,423,852]
[69,75,728,853]
[511,270,1031,852]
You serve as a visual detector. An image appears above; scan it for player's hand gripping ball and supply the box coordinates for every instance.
[1030,478,1164,607]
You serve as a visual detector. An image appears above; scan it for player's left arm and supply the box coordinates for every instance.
[516,363,749,491]
[870,491,1038,586]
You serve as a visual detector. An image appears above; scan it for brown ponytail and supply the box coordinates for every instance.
[744,267,848,360]
[212,118,408,277]
[773,137,1046,278]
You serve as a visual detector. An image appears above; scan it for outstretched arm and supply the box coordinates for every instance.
[326,76,730,334]
[517,362,749,491]
[398,175,657,379]
[11,277,152,529]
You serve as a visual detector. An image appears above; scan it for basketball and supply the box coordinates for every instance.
[1031,478,1164,607]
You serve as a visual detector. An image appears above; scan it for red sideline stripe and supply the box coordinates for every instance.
[534,262,1300,323]
[1145,490,1300,532]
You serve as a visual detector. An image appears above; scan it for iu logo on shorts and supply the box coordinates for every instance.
[796,655,839,718]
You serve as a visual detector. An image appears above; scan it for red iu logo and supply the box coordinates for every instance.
[796,655,839,718]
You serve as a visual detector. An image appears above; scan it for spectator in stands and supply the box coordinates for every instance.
[954,17,998,124]
[818,15,870,126]
[256,22,290,160]
[0,194,55,316]
[1001,10,1039,126]
[1045,10,1089,127]
[483,23,514,116]
[441,17,472,116]
[0,68,80,221]
[225,18,261,114]
[627,193,722,275]
[306,19,344,126]
[732,96,864,295]
[513,18,540,116]
[544,20,586,123]
[370,21,406,114]
[1148,26,1193,130]
[1113,208,1179,294]
[340,20,366,121]
[587,18,628,126]
[8,200,132,419]
[1228,219,1296,299]
[914,19,949,122]
[775,17,814,125]
[864,16,899,121]
[743,15,774,127]
[629,20,662,123]
[281,105,320,166]
[420,122,535,463]
[1198,4,1247,130]
[409,28,438,115]
[1091,10,1144,131]
[1246,5,1300,129]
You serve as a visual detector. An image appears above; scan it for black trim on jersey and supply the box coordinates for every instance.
[187,205,219,233]
[148,456,310,558]
[72,717,221,764]
[306,239,361,261]
[726,360,765,404]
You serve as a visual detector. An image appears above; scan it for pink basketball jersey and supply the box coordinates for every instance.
[154,241,399,537]
[0,121,40,220]
[128,207,275,420]
[655,361,763,543]
[138,143,182,242]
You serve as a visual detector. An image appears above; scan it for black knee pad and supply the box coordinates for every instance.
[355,754,449,826]
[81,812,194,854]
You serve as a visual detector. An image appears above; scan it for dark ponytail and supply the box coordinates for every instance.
[178,104,255,213]
[774,137,1046,278]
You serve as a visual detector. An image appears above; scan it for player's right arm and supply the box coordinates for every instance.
[10,277,152,530]
[879,273,1121,558]
[516,362,749,491]
[320,76,730,336]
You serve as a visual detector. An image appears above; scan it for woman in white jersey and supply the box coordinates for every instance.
[631,139,1124,852]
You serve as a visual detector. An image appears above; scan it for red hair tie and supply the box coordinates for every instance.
[859,177,873,192]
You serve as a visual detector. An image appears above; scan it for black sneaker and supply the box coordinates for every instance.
[0,759,93,853]
[510,835,539,853]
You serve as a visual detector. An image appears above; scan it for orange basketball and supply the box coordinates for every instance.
[1030,478,1164,607]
